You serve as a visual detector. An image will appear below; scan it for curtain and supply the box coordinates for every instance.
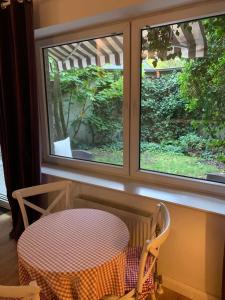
[0,0,40,240]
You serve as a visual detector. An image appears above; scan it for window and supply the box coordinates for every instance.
[38,23,130,175]
[139,15,225,183]
[43,34,124,166]
[37,5,225,196]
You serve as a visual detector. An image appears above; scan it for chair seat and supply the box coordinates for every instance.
[125,247,154,299]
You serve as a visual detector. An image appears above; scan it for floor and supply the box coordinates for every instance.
[0,211,19,285]
[157,288,190,300]
[0,211,189,299]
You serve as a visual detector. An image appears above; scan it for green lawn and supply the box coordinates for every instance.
[92,149,123,165]
[92,148,224,179]
[140,151,223,179]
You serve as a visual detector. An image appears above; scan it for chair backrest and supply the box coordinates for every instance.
[12,180,72,229]
[136,202,170,297]
[0,281,40,299]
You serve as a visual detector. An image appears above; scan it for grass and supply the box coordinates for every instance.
[140,151,223,179]
[92,149,123,165]
[91,148,224,179]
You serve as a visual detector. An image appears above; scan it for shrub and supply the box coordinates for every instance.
[162,144,183,154]
[100,142,123,151]
[141,72,192,143]
[140,142,183,154]
[217,155,225,164]
[178,133,208,154]
[200,150,215,161]
[140,142,162,153]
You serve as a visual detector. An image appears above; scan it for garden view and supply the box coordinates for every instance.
[44,15,225,182]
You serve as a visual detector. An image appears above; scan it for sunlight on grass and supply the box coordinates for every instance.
[91,148,224,179]
[140,152,222,179]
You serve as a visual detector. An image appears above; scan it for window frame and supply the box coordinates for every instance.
[130,1,225,197]
[36,1,225,198]
[36,22,131,177]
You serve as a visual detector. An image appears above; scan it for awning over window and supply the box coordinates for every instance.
[47,35,123,71]
[142,20,207,61]
[170,21,207,58]
[46,20,207,72]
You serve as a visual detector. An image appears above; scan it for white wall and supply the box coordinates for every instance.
[33,0,141,28]
[33,0,207,30]
[46,176,225,299]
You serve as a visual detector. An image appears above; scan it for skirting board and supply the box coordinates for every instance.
[163,276,220,300]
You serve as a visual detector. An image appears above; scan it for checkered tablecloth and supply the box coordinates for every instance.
[125,247,154,300]
[17,209,130,300]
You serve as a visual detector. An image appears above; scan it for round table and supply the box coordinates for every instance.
[17,209,129,300]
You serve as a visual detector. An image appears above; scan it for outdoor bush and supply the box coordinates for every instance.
[48,65,123,147]
[178,133,208,155]
[200,150,215,161]
[140,142,162,153]
[217,155,225,164]
[179,16,225,139]
[141,72,191,144]
[88,73,123,146]
[162,144,183,154]
[100,141,123,151]
[140,141,183,154]
[207,139,225,163]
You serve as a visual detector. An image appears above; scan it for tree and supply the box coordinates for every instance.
[141,72,191,143]
[179,16,225,139]
[142,23,192,67]
[47,57,68,140]
[48,65,123,148]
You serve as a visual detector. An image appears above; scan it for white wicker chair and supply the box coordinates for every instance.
[103,202,171,300]
[0,281,40,299]
[12,180,72,229]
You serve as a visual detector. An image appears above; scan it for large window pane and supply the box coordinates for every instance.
[43,34,124,166]
[140,15,225,183]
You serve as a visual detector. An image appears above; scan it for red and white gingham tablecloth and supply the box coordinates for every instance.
[17,209,130,300]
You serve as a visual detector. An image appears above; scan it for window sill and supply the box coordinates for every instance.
[42,164,225,216]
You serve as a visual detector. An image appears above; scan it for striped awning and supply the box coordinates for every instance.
[142,20,207,61]
[170,21,207,58]
[47,20,207,72]
[47,35,123,71]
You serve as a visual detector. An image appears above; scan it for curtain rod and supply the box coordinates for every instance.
[1,0,31,10]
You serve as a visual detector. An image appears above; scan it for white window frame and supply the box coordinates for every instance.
[130,1,225,197]
[36,22,130,177]
[36,1,225,198]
